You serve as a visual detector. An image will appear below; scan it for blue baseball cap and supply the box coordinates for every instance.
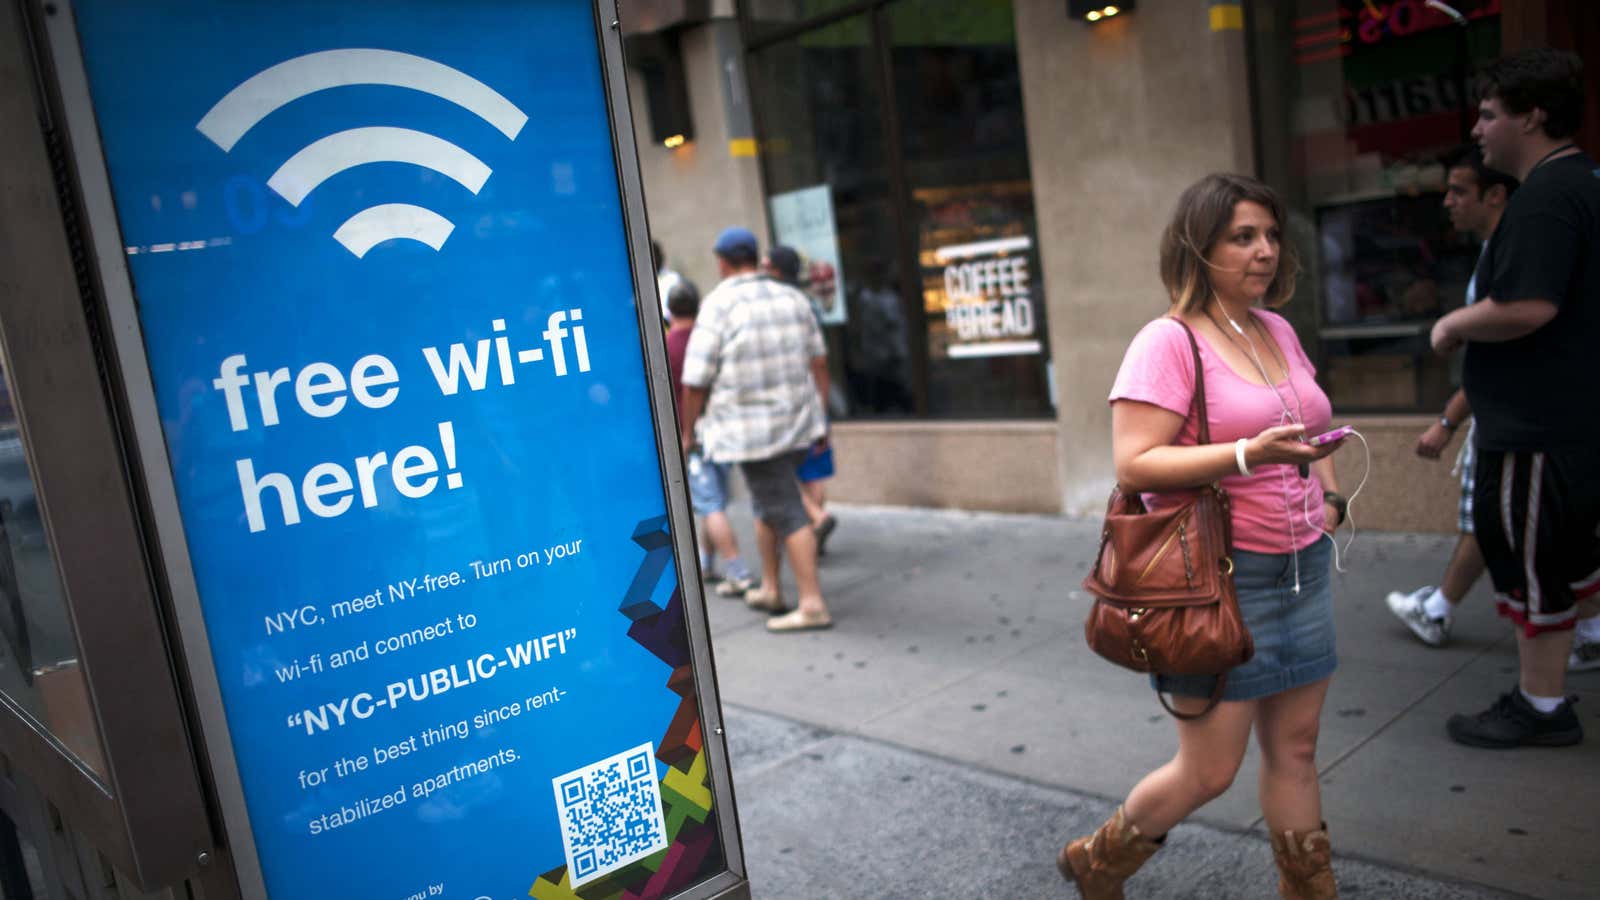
[713,226,758,258]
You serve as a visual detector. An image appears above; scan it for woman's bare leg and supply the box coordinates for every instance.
[1255,678,1331,834]
[1123,695,1257,836]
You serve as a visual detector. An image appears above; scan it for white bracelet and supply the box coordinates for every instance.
[1234,438,1252,476]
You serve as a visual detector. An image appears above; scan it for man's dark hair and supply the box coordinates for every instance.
[767,245,802,285]
[1480,48,1585,140]
[716,245,759,268]
[1444,144,1519,199]
[666,281,700,319]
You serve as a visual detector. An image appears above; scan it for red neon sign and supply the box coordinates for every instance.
[1354,0,1500,46]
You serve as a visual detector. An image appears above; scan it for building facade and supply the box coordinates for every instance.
[625,0,1595,532]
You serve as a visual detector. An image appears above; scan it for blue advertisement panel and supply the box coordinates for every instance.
[68,2,727,898]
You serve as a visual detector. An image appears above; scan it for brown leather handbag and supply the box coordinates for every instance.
[1082,318,1253,719]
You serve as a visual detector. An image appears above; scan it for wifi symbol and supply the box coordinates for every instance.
[197,49,527,258]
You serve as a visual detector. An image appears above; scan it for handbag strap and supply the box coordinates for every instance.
[1166,317,1210,446]
[1166,316,1232,537]
[1159,318,1234,723]
[1158,675,1226,720]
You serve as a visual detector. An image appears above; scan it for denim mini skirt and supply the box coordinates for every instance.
[1152,538,1337,702]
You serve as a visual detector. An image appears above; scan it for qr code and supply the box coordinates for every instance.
[552,742,669,886]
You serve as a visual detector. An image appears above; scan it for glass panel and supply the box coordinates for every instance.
[751,14,917,417]
[1249,0,1502,412]
[888,0,1050,418]
[0,349,108,780]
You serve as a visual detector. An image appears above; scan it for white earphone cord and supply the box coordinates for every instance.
[1213,308,1368,591]
[1308,429,1370,575]
[1214,309,1303,591]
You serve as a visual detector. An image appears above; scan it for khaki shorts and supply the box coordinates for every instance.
[739,450,810,538]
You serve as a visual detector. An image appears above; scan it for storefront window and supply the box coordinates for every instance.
[748,14,917,416]
[745,0,1050,420]
[1249,0,1502,412]
[890,0,1050,418]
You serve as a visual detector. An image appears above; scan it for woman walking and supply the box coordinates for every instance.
[1059,173,1348,899]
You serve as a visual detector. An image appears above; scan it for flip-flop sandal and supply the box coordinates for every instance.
[744,589,787,613]
[766,609,833,632]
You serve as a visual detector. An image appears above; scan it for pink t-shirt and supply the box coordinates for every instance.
[1108,312,1333,554]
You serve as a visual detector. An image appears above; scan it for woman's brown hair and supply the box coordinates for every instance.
[1159,173,1300,314]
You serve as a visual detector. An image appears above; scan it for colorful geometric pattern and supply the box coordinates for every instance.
[529,515,727,900]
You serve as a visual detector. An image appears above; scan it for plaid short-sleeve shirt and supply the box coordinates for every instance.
[681,273,826,463]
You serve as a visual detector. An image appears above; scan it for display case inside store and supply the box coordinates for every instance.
[1314,186,1477,410]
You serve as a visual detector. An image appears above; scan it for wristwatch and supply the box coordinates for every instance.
[1438,415,1457,430]
[1323,491,1348,526]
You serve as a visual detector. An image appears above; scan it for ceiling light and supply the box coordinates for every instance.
[1070,0,1135,24]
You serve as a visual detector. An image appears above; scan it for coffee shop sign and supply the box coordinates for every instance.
[938,235,1040,359]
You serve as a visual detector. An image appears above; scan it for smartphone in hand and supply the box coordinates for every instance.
[1308,425,1354,447]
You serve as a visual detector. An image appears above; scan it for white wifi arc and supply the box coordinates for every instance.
[197,49,527,257]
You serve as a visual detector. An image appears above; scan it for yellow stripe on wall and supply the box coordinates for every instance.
[1210,3,1244,32]
[729,138,758,158]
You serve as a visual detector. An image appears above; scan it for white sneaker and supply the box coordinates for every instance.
[1385,586,1452,647]
[1569,633,1600,672]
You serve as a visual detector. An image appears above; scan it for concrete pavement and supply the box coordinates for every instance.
[701,504,1598,899]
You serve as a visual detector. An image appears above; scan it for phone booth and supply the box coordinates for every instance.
[0,2,746,898]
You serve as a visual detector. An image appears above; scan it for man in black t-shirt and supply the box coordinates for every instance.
[1431,49,1600,749]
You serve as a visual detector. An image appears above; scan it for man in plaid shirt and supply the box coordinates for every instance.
[680,227,834,632]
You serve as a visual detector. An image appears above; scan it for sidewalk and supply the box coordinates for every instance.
[703,504,1598,899]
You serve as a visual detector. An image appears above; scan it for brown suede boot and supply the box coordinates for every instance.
[1056,806,1162,900]
[1269,823,1337,899]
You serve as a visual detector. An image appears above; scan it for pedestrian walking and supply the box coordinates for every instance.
[1384,146,1516,646]
[679,227,834,632]
[653,238,690,325]
[1059,173,1347,899]
[1430,49,1600,746]
[765,244,839,554]
[664,279,755,596]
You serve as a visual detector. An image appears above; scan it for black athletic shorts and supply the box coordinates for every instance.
[1472,448,1600,635]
